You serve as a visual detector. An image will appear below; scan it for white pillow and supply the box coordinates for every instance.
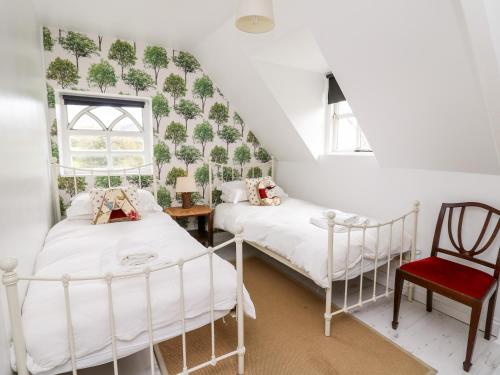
[220,180,248,203]
[65,189,162,220]
[138,189,163,212]
[66,193,93,220]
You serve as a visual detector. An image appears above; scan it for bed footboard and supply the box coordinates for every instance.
[324,201,420,336]
[0,234,247,375]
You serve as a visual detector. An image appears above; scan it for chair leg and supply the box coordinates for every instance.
[426,290,433,312]
[463,305,481,372]
[392,269,404,330]
[485,289,498,340]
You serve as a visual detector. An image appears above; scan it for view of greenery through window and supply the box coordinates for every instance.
[61,103,149,169]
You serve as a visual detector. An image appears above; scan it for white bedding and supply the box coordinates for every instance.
[214,198,412,288]
[20,212,255,375]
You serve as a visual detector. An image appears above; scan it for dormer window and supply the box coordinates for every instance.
[329,101,371,153]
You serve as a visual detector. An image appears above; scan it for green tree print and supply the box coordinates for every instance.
[210,145,228,173]
[153,141,171,179]
[194,164,210,198]
[246,167,263,178]
[208,102,229,132]
[157,185,172,209]
[123,68,154,95]
[143,46,169,85]
[59,31,98,70]
[175,99,201,130]
[46,58,79,88]
[255,147,271,163]
[218,125,240,153]
[50,119,58,136]
[46,84,55,108]
[177,145,201,173]
[247,131,260,154]
[108,39,136,79]
[43,27,54,51]
[233,144,251,176]
[163,73,186,107]
[166,167,187,187]
[222,166,241,182]
[164,121,187,154]
[51,141,59,162]
[233,112,245,137]
[87,59,117,93]
[212,188,223,206]
[173,51,200,82]
[192,75,214,112]
[152,93,170,134]
[193,121,213,156]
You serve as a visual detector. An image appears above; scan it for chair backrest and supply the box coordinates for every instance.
[431,202,500,278]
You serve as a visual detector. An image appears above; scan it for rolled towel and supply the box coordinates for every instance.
[323,209,359,225]
[310,216,369,232]
[120,252,158,267]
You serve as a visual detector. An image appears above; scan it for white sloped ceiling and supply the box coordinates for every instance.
[194,0,500,174]
[32,0,500,174]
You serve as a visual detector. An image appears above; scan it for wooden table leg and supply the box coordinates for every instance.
[208,212,214,247]
[197,215,206,245]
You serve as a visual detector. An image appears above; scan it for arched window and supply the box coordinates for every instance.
[56,93,153,173]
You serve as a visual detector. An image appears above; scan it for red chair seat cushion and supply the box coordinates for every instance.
[400,256,496,299]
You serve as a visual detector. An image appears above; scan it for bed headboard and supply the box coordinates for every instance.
[207,156,275,208]
[51,160,157,222]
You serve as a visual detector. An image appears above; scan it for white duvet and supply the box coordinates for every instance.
[20,212,255,375]
[215,198,412,288]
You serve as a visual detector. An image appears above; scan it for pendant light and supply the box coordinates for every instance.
[235,0,275,34]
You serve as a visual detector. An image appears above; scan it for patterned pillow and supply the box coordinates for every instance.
[245,178,261,206]
[90,186,140,224]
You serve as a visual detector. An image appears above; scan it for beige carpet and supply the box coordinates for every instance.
[159,257,435,374]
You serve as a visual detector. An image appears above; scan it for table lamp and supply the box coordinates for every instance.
[176,176,197,209]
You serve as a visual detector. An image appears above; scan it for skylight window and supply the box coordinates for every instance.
[329,101,371,153]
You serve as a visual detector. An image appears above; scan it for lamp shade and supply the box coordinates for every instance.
[235,0,275,34]
[176,176,197,193]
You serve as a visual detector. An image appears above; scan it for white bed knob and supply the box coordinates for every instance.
[0,257,17,272]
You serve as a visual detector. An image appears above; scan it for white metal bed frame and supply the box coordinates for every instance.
[208,157,419,336]
[0,163,247,375]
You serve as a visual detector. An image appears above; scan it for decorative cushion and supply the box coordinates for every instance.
[400,256,496,299]
[245,178,262,206]
[257,177,281,206]
[90,187,140,224]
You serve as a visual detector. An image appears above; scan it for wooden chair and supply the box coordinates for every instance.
[392,202,500,372]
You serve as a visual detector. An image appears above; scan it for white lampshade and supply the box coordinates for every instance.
[176,176,197,193]
[235,0,275,34]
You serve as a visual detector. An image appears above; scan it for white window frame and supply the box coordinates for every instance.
[328,102,372,154]
[55,90,153,175]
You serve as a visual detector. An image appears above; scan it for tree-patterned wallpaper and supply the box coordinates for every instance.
[42,26,271,214]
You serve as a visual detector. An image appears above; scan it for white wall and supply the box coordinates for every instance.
[0,1,53,374]
[277,156,500,332]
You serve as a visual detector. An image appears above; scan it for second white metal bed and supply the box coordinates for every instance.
[1,163,251,375]
[208,158,419,336]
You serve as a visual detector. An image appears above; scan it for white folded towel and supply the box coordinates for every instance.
[120,252,158,267]
[101,238,175,273]
[310,210,369,231]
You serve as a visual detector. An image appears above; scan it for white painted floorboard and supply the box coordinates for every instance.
[351,296,500,375]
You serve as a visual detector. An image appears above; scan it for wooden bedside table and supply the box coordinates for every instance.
[164,205,214,247]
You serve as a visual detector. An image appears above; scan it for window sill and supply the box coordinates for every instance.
[325,151,374,156]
